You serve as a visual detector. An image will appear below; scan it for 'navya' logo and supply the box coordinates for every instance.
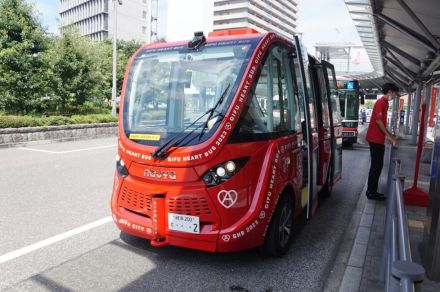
[144,169,177,180]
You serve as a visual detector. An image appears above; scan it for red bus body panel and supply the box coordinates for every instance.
[111,31,339,253]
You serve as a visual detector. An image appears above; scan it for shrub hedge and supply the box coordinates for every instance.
[0,114,118,129]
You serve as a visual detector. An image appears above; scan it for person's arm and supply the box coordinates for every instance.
[376,118,396,145]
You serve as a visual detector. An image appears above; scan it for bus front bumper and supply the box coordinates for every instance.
[110,176,264,253]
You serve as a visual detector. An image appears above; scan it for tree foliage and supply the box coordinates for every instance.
[45,30,110,111]
[0,0,49,114]
[117,39,142,93]
[102,39,143,99]
[0,0,144,115]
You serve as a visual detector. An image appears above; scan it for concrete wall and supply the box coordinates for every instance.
[0,123,117,147]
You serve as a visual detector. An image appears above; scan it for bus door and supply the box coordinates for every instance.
[322,61,343,184]
[310,59,332,187]
[294,36,319,219]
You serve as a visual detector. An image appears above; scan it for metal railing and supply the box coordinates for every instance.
[380,145,425,292]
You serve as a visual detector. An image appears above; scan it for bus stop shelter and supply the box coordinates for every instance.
[344,0,440,283]
[345,0,439,142]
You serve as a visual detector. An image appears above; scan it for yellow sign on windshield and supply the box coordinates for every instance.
[129,133,161,141]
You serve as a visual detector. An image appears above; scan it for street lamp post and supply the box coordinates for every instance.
[111,0,122,116]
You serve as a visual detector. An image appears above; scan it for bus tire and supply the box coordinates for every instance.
[262,192,294,257]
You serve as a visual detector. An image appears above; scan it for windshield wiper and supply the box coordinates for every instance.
[198,83,231,139]
[151,115,207,160]
[151,83,231,160]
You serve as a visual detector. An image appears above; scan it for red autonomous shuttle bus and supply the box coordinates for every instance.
[111,29,343,256]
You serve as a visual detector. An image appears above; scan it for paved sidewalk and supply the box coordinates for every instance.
[325,130,440,291]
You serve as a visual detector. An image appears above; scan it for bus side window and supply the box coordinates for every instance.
[284,48,300,133]
[270,46,296,132]
[237,45,297,135]
[316,68,331,128]
[294,59,307,137]
[326,67,342,124]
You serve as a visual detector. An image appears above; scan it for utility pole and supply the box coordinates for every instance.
[111,0,123,116]
[150,0,158,43]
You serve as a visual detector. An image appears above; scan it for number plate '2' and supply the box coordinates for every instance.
[168,213,200,234]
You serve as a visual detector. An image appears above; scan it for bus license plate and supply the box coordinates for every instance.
[168,213,200,234]
[343,132,354,137]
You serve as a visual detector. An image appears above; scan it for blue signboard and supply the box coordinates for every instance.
[347,81,356,89]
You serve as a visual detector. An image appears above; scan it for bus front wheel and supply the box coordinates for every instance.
[262,192,294,257]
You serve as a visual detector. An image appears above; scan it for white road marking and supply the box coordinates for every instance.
[18,144,116,154]
[0,216,113,264]
[17,148,58,154]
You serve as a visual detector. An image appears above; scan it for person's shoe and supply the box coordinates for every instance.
[366,191,386,201]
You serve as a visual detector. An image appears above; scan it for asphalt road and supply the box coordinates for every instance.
[1,136,370,292]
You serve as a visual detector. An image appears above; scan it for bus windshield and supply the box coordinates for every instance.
[345,92,359,120]
[122,41,255,146]
[339,91,359,120]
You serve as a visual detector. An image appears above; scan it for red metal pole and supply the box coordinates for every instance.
[429,87,438,127]
[404,103,428,206]
[412,103,426,188]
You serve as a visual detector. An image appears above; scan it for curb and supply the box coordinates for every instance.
[323,181,373,292]
[0,123,117,148]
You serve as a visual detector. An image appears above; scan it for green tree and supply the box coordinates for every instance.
[0,0,49,114]
[102,39,143,98]
[117,39,142,93]
[0,0,144,115]
[46,30,109,111]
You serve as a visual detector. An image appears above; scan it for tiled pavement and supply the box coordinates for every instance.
[325,129,440,292]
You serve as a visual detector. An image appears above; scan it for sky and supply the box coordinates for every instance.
[30,0,372,72]
[297,0,372,73]
[28,0,59,34]
[298,0,361,47]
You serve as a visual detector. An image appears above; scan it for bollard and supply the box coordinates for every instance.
[391,260,425,292]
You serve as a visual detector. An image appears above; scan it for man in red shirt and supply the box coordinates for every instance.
[365,83,398,200]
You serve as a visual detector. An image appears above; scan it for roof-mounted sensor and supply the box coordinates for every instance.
[188,31,206,50]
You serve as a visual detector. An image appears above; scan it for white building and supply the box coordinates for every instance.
[213,0,298,40]
[155,0,298,43]
[59,0,149,42]
[155,0,214,42]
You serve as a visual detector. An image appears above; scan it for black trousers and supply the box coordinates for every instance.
[367,142,385,193]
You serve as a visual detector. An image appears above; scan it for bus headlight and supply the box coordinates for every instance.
[203,158,249,187]
[225,161,236,172]
[216,166,226,177]
[115,154,129,178]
